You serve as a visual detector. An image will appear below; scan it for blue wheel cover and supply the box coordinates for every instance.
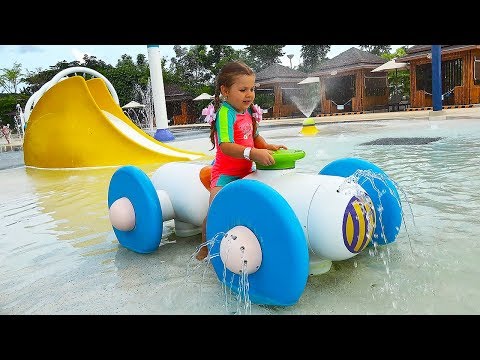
[319,158,402,245]
[206,179,309,306]
[108,165,163,253]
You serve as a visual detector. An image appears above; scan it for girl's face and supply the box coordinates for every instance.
[221,74,256,113]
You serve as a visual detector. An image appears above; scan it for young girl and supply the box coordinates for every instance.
[196,61,287,260]
[1,124,11,144]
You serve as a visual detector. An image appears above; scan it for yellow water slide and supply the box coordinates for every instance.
[24,75,206,168]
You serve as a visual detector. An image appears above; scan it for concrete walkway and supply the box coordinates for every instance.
[171,105,480,129]
[0,133,23,153]
[3,106,480,153]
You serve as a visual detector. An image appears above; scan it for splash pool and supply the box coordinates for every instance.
[1,116,479,314]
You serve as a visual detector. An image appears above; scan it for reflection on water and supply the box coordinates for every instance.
[1,118,480,314]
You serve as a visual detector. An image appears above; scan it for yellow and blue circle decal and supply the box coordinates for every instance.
[342,196,375,253]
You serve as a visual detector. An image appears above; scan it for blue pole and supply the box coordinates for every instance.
[431,45,442,111]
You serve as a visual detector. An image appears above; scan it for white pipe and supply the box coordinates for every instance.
[148,162,374,262]
[151,162,210,227]
[245,170,374,261]
[147,45,169,130]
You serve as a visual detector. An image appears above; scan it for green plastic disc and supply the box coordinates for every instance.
[256,149,306,170]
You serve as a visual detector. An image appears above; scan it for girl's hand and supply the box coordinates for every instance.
[267,144,288,151]
[250,148,275,166]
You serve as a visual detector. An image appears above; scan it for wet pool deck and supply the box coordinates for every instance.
[2,106,480,315]
[2,106,480,154]
[0,136,23,152]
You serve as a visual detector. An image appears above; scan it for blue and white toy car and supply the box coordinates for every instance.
[107,150,402,306]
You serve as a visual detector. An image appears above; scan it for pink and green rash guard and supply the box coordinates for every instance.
[210,101,259,188]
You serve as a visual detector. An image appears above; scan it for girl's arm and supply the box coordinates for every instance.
[219,141,275,167]
[254,134,288,151]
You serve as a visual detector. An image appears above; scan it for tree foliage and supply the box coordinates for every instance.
[380,46,410,99]
[169,45,211,90]
[0,93,28,129]
[167,45,246,112]
[359,45,392,56]
[0,45,413,129]
[0,62,25,93]
[204,45,242,78]
[243,45,285,72]
[298,45,331,72]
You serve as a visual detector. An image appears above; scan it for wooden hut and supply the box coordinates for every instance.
[397,45,480,108]
[164,84,197,125]
[255,64,308,118]
[309,47,388,114]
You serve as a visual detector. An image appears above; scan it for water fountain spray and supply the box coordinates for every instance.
[288,80,321,136]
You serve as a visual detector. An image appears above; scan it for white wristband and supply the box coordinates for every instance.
[243,147,252,160]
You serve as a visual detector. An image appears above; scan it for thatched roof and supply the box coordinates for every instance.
[398,45,480,62]
[256,63,307,86]
[164,84,193,102]
[309,47,386,76]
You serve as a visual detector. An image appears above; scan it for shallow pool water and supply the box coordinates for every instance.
[1,117,479,314]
